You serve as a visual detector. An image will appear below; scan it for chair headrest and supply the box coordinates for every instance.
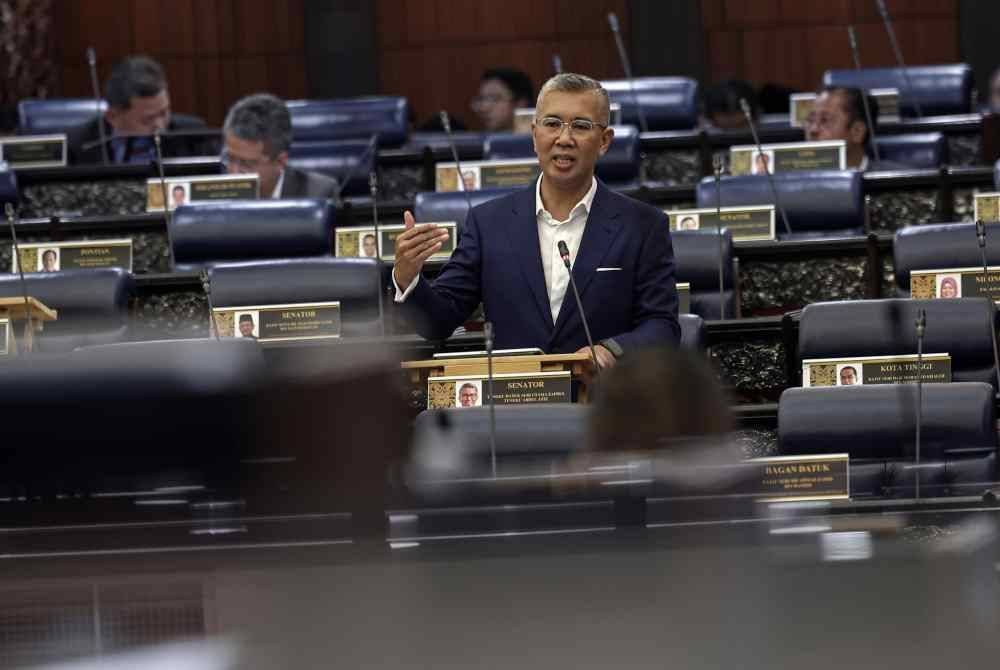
[482,126,640,184]
[874,133,947,169]
[287,139,372,196]
[893,222,1000,292]
[17,98,107,134]
[0,166,16,209]
[671,229,734,287]
[413,188,517,227]
[822,64,974,116]
[286,96,409,147]
[695,171,864,239]
[679,313,706,351]
[170,199,334,271]
[778,382,995,459]
[600,77,699,130]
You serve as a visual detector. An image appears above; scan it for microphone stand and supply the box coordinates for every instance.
[484,321,498,479]
[739,98,793,237]
[438,111,475,217]
[976,219,1000,392]
[153,133,175,269]
[847,26,881,163]
[559,241,600,382]
[713,155,726,320]
[201,269,221,341]
[607,12,648,133]
[875,0,923,118]
[85,47,110,165]
[5,203,34,354]
[369,172,386,337]
[328,133,378,207]
[914,308,926,500]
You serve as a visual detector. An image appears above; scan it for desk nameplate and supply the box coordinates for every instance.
[436,159,540,192]
[790,89,900,128]
[730,140,846,176]
[12,238,133,273]
[212,301,341,342]
[911,265,1000,302]
[1,134,67,168]
[802,353,951,387]
[428,371,572,409]
[147,174,259,212]
[0,318,9,356]
[335,222,457,262]
[667,205,776,242]
[748,453,849,502]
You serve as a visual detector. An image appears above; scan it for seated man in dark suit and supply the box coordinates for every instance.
[222,93,339,201]
[805,86,906,171]
[393,73,680,369]
[67,55,209,164]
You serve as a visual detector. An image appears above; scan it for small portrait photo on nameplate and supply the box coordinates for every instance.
[910,266,1000,303]
[667,205,776,242]
[730,140,846,176]
[0,317,10,356]
[212,301,342,343]
[426,371,572,409]
[12,238,133,274]
[677,282,690,314]
[973,192,1000,223]
[147,174,259,212]
[334,227,381,260]
[0,134,67,169]
[802,353,952,387]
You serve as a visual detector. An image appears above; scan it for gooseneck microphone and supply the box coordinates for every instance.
[847,26,881,164]
[329,134,378,207]
[85,47,110,165]
[369,171,386,337]
[712,155,726,320]
[438,110,475,219]
[201,269,221,341]
[153,132,175,269]
[607,12,647,133]
[739,98,793,237]
[558,240,600,380]
[975,219,1000,392]
[875,0,923,118]
[484,320,498,479]
[5,203,34,352]
[914,307,926,500]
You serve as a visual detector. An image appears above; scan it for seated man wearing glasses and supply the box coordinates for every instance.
[392,73,680,370]
[221,93,338,201]
[472,68,534,132]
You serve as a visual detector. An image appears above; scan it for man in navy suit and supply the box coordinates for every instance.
[392,73,680,369]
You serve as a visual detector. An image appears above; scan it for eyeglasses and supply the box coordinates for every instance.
[471,94,513,109]
[535,116,607,135]
[219,148,273,173]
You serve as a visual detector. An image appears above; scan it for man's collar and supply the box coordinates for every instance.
[270,169,286,199]
[535,175,598,219]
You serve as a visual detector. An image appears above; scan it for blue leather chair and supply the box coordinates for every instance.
[695,170,865,239]
[798,298,999,387]
[286,97,409,147]
[893,222,1000,298]
[874,133,947,169]
[412,188,518,229]
[0,166,16,209]
[483,126,641,189]
[778,382,996,498]
[600,77,699,130]
[170,199,334,271]
[208,258,381,338]
[0,268,133,352]
[823,64,974,117]
[672,230,737,320]
[679,313,706,352]
[17,98,107,134]
[287,139,372,197]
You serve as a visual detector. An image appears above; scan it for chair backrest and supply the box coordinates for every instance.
[0,166,16,209]
[695,170,865,239]
[679,313,706,351]
[208,258,381,337]
[170,199,334,271]
[17,98,107,134]
[0,268,133,352]
[671,230,735,320]
[412,188,517,227]
[405,131,488,155]
[286,97,409,147]
[287,139,372,196]
[874,132,947,168]
[822,64,974,117]
[600,77,699,130]
[799,298,999,387]
[892,222,1000,296]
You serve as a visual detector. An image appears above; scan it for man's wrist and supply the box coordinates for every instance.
[599,338,624,359]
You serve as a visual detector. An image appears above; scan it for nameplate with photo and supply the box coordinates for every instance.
[667,205,776,242]
[12,239,133,273]
[512,104,623,134]
[335,222,457,262]
[677,282,690,314]
[730,140,846,176]
[0,134,67,169]
[146,174,259,212]
[748,454,850,502]
[802,353,951,387]
[911,266,1000,302]
[436,159,540,192]
[973,192,1000,223]
[789,88,900,128]
[427,371,572,409]
[0,318,10,357]
[212,301,342,343]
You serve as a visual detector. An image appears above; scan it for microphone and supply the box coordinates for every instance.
[85,47,110,165]
[369,171,386,337]
[153,132,176,269]
[914,307,926,500]
[484,320,498,479]
[975,219,1000,392]
[875,0,923,118]
[201,269,221,341]
[328,133,378,207]
[739,98,793,237]
[5,203,36,354]
[607,12,648,133]
[439,110,475,231]
[558,239,600,379]
[847,26,882,163]
[552,54,563,75]
[712,155,726,320]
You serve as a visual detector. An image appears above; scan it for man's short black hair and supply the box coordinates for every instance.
[481,68,534,104]
[172,184,184,193]
[704,79,758,119]
[42,249,57,260]
[239,314,254,324]
[821,86,879,146]
[104,56,167,109]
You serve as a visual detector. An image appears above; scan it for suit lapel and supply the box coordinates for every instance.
[508,187,555,331]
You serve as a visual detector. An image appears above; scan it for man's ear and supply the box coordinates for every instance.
[276,150,289,169]
[599,126,615,156]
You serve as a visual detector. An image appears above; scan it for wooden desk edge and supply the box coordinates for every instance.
[401,352,591,370]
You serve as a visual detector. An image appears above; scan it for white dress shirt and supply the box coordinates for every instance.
[393,176,597,326]
[270,169,285,199]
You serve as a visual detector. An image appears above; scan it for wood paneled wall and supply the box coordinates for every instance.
[52,0,308,126]
[702,0,960,92]
[375,0,631,129]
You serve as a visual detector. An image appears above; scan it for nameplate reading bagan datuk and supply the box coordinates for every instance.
[973,192,1000,223]
[677,282,690,314]
[667,205,776,242]
[212,301,341,343]
[512,104,623,134]
[0,317,10,357]
[335,222,457,262]
[427,371,572,409]
[729,140,846,176]
[146,174,259,212]
[12,239,133,273]
[911,266,1000,302]
[802,353,952,388]
[0,134,67,169]
[748,454,849,502]
[435,159,540,192]
[789,89,900,128]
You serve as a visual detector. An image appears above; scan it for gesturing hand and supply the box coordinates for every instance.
[392,210,451,288]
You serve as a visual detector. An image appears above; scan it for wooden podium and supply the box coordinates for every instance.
[402,352,595,404]
[0,296,58,355]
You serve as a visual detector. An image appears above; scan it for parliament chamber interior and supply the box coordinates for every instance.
[4,0,1000,667]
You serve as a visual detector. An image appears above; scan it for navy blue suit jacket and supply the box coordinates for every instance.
[403,181,681,353]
